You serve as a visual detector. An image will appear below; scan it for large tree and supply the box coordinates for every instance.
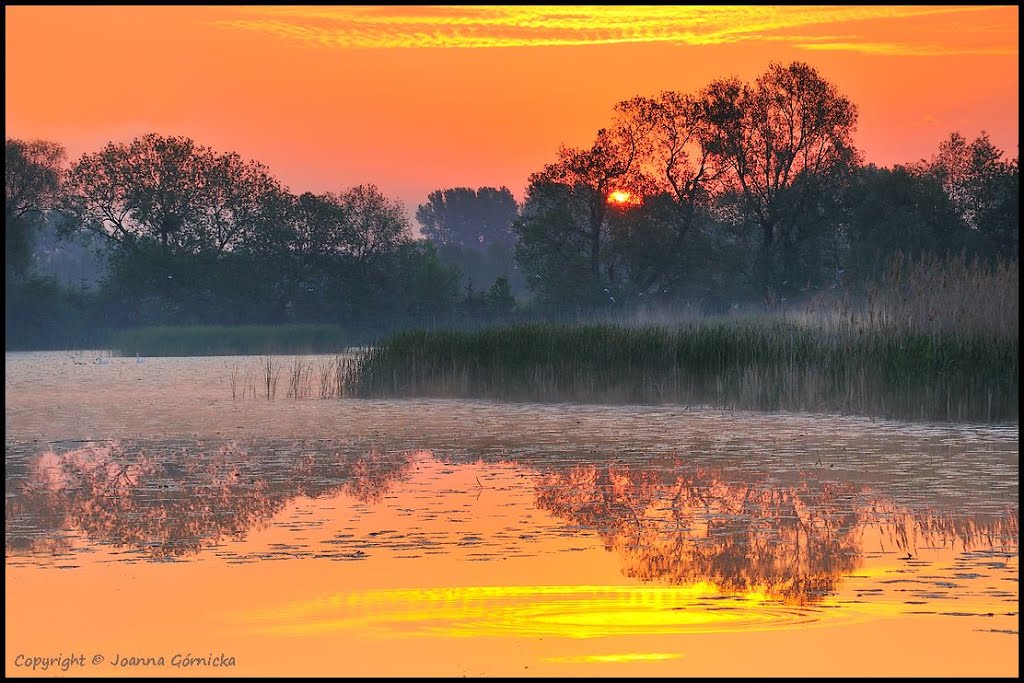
[61,134,293,325]
[517,126,644,303]
[64,133,289,257]
[609,91,720,296]
[702,62,859,294]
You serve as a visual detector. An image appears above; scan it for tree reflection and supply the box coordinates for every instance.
[533,461,1017,604]
[6,442,1016,603]
[5,440,414,560]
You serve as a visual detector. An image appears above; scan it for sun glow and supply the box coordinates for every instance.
[607,190,638,206]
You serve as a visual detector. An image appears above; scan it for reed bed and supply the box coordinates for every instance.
[111,324,348,357]
[341,321,1017,423]
[218,254,1017,423]
[801,253,1018,339]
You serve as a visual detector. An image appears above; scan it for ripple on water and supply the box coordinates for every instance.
[237,585,832,639]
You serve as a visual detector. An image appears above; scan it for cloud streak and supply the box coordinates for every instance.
[213,5,1015,55]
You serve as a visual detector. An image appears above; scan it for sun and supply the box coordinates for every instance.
[607,190,638,206]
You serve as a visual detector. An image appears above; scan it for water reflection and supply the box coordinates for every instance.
[533,462,1016,604]
[5,439,1018,607]
[5,440,413,560]
[535,464,862,603]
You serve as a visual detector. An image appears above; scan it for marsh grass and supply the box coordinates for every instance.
[342,321,1017,423]
[801,254,1018,338]
[228,361,240,400]
[228,354,362,401]
[219,255,1017,423]
[112,324,348,357]
[262,356,280,400]
[286,359,309,399]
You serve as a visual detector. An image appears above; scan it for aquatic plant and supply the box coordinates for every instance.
[341,320,1017,423]
[801,253,1018,339]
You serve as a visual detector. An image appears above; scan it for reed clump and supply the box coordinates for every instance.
[801,253,1018,339]
[228,354,362,401]
[341,320,1017,423]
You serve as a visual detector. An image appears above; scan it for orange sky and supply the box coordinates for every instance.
[5,5,1019,215]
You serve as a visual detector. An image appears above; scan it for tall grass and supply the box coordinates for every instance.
[216,254,1016,423]
[228,354,362,400]
[341,321,1016,422]
[344,255,1018,423]
[111,324,348,357]
[802,253,1018,338]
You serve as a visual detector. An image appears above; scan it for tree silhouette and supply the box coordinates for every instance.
[416,186,518,250]
[925,131,1019,260]
[416,186,521,295]
[64,133,289,257]
[702,62,859,294]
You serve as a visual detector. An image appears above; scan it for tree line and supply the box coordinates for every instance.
[514,61,1017,311]
[5,60,1018,348]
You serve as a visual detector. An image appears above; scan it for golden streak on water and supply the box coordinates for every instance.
[238,576,1012,641]
[545,653,683,663]
[238,583,870,639]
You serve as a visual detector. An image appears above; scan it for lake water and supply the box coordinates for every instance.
[5,351,1018,676]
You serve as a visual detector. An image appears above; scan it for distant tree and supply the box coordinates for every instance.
[29,212,109,290]
[64,133,289,257]
[925,131,1019,260]
[5,138,67,281]
[415,186,518,250]
[841,164,973,284]
[702,62,859,294]
[334,183,412,264]
[416,186,522,294]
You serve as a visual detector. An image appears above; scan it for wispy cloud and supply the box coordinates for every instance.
[794,41,1016,57]
[213,5,1015,55]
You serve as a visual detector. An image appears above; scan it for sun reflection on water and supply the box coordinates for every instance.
[239,583,846,639]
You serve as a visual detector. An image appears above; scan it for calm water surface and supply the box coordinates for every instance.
[5,352,1018,676]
